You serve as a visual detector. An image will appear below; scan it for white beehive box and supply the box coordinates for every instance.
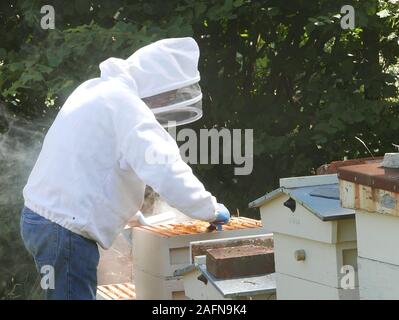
[134,269,186,300]
[276,273,359,300]
[180,256,276,300]
[338,162,399,299]
[249,174,358,300]
[178,235,276,300]
[357,257,399,299]
[131,218,265,299]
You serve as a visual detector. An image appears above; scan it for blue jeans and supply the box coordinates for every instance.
[20,206,100,300]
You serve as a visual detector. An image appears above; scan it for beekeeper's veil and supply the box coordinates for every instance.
[121,37,203,127]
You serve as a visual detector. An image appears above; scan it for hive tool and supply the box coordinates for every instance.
[207,222,223,232]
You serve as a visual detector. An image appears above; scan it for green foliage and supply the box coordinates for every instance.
[1,0,399,299]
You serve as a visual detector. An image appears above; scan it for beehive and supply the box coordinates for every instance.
[182,264,276,300]
[249,174,359,300]
[131,217,265,299]
[179,234,275,300]
[338,162,399,299]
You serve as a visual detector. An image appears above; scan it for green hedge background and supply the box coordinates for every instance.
[0,0,398,299]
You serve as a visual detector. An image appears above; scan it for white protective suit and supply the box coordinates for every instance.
[23,37,218,249]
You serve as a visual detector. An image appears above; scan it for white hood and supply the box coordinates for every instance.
[99,37,201,98]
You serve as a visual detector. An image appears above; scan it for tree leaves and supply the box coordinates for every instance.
[1,0,399,299]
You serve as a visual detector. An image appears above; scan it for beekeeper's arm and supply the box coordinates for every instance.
[120,101,222,222]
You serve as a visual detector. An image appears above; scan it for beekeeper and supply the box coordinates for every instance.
[20,37,230,300]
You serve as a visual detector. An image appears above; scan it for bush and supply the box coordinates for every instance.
[1,0,398,299]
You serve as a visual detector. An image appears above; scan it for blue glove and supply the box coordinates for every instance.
[213,203,230,225]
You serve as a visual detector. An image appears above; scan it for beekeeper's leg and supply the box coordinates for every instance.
[20,206,99,300]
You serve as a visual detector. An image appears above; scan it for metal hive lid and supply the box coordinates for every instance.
[286,184,354,221]
[249,183,355,221]
[337,162,399,193]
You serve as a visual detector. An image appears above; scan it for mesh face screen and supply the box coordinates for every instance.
[154,100,202,127]
[142,83,201,109]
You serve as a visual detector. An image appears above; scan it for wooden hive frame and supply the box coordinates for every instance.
[97,283,136,300]
[136,217,262,237]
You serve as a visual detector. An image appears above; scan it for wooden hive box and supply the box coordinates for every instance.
[249,174,359,300]
[180,255,276,300]
[338,162,399,299]
[131,217,265,299]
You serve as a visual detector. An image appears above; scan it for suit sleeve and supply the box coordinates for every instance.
[120,105,217,222]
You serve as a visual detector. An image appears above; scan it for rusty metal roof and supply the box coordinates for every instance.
[337,162,399,193]
[317,157,383,174]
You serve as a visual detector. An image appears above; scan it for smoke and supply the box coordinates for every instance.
[140,186,191,223]
[0,104,50,299]
[0,107,47,206]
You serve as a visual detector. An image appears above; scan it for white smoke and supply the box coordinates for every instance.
[141,186,191,223]
[0,105,47,211]
[0,104,50,299]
